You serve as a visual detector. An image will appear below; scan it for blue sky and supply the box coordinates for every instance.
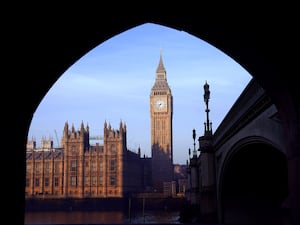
[28,23,252,165]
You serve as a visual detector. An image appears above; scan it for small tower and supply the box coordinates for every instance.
[61,121,90,154]
[103,120,127,155]
[61,121,90,198]
[103,121,127,197]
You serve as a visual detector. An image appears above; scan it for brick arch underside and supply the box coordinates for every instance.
[220,142,288,225]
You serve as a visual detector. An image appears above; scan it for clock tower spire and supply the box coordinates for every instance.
[150,51,173,192]
[156,50,167,79]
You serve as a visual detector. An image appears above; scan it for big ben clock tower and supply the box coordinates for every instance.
[150,52,173,192]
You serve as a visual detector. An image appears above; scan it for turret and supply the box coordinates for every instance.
[103,121,127,154]
[138,145,141,157]
[63,121,69,138]
[61,121,90,153]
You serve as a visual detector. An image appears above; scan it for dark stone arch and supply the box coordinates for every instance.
[220,142,288,224]
[4,5,299,225]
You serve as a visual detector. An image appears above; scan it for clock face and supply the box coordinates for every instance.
[155,99,166,110]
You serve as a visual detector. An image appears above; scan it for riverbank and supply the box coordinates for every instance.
[25,197,187,212]
[25,209,181,224]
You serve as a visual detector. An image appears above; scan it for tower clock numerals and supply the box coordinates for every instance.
[155,99,167,110]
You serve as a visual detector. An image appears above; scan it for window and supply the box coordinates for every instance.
[110,159,116,171]
[157,74,164,79]
[44,177,49,186]
[71,176,77,186]
[71,160,77,172]
[91,161,97,172]
[35,162,40,174]
[54,177,59,186]
[45,162,50,173]
[99,162,103,172]
[111,144,116,153]
[84,177,89,186]
[54,162,60,174]
[91,176,96,186]
[35,178,40,186]
[110,176,116,186]
[85,161,89,172]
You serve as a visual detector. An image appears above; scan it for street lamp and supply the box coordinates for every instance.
[192,129,197,157]
[203,81,212,134]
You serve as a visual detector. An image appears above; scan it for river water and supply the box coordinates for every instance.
[24,210,181,224]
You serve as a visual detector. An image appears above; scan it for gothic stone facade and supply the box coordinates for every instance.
[25,121,148,199]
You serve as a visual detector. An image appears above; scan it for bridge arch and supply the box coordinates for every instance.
[218,137,288,224]
[5,6,300,225]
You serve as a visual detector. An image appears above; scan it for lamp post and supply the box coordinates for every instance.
[192,129,197,157]
[203,81,212,135]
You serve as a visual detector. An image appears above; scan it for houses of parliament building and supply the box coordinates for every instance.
[25,53,186,199]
